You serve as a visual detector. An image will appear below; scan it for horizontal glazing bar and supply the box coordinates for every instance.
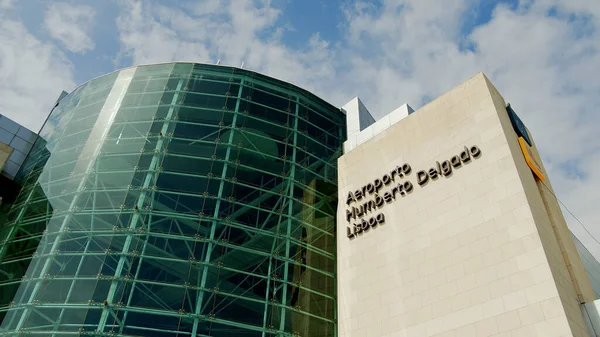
[8,300,334,329]
[1,209,336,257]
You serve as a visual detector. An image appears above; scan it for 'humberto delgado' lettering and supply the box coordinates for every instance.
[345,145,482,240]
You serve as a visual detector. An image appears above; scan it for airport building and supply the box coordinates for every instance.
[336,73,600,337]
[1,63,600,336]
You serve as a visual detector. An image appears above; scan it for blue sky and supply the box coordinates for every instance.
[1,0,520,88]
[1,0,600,257]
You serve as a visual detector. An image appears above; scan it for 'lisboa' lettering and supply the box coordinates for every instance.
[346,213,385,239]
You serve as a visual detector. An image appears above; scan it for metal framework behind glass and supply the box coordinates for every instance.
[0,62,346,337]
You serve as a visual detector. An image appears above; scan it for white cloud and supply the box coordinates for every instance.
[0,0,13,9]
[115,0,336,95]
[44,2,96,53]
[464,3,600,250]
[116,1,213,65]
[0,18,76,132]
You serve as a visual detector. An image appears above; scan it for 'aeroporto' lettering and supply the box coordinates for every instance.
[346,163,412,205]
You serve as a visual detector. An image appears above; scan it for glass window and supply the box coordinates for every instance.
[8,136,33,154]
[7,149,26,166]
[16,127,37,144]
[0,116,20,134]
[0,129,14,144]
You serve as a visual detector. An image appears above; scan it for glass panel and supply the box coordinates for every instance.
[0,128,14,144]
[0,116,20,134]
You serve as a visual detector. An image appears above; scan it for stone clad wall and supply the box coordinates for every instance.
[336,73,592,337]
[485,78,595,337]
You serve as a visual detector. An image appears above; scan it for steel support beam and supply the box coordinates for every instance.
[278,96,299,332]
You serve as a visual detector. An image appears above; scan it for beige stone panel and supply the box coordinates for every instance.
[495,258,521,280]
[414,305,433,325]
[438,280,459,300]
[450,246,471,266]
[426,303,485,335]
[476,266,499,287]
[405,324,428,337]
[540,296,568,319]
[423,287,442,307]
[481,248,506,269]
[431,330,456,337]
[503,290,530,311]
[508,269,538,292]
[348,327,366,337]
[469,286,493,307]
[514,247,547,271]
[482,297,507,318]
[428,270,448,289]
[524,279,562,304]
[446,263,466,282]
[490,333,512,337]
[382,317,401,336]
[464,254,486,275]
[500,238,527,261]
[510,325,538,337]
[410,277,429,295]
[489,229,511,250]
[365,322,382,337]
[495,310,522,333]
[432,298,455,318]
[471,237,493,257]
[457,273,478,294]
[530,263,555,284]
[475,219,499,240]
[534,316,573,337]
[517,303,546,325]
[453,324,477,337]
[489,277,513,298]
[475,316,500,336]
[388,302,408,317]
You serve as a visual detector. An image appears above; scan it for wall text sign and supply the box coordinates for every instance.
[346,145,482,239]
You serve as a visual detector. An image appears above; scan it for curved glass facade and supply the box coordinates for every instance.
[0,63,345,336]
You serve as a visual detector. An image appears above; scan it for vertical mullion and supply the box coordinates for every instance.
[278,95,299,332]
[261,236,278,336]
[118,180,158,334]
[191,77,245,336]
